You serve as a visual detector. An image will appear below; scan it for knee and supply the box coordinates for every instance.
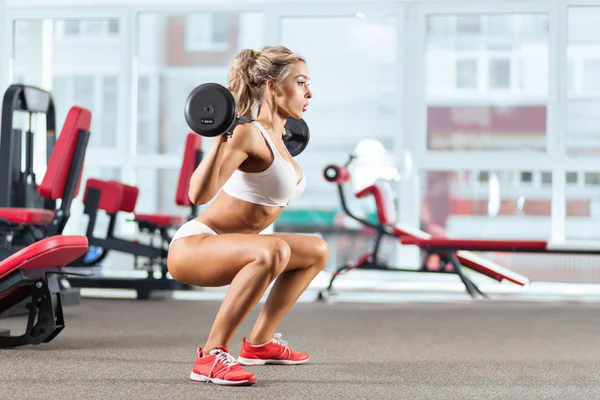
[255,239,291,276]
[313,237,330,270]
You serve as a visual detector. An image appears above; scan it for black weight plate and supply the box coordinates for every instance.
[184,83,237,137]
[283,117,310,157]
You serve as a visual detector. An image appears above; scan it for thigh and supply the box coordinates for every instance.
[167,233,287,287]
[265,233,329,271]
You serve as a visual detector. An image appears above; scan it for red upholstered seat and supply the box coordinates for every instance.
[176,133,203,207]
[397,235,548,252]
[0,208,55,225]
[83,179,124,214]
[117,182,139,214]
[0,235,89,280]
[134,213,183,228]
[0,107,91,230]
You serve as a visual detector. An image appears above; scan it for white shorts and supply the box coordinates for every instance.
[170,220,218,247]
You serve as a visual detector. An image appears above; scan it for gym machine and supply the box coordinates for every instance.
[0,84,56,210]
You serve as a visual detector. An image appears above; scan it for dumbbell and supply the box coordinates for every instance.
[184,83,310,157]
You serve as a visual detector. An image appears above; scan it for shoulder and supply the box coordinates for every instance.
[227,122,262,151]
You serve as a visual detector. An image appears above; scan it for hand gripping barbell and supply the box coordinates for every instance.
[184,83,310,157]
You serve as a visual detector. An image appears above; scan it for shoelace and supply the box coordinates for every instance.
[208,350,238,380]
[272,333,291,359]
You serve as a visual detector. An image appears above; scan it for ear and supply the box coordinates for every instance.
[267,80,280,96]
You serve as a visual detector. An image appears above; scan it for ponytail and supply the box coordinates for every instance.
[227,49,257,119]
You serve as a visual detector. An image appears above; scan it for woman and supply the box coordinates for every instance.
[167,45,329,386]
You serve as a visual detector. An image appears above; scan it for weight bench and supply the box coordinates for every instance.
[322,160,530,299]
[0,106,91,259]
[0,235,89,348]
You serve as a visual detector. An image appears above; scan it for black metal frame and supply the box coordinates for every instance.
[0,84,56,209]
[0,267,89,348]
[320,155,487,300]
[67,186,191,299]
[0,129,90,255]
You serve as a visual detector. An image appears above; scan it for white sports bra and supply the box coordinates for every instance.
[222,121,306,207]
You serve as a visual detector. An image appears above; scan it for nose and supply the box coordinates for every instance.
[306,87,313,99]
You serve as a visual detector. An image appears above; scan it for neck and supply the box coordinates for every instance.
[256,105,287,138]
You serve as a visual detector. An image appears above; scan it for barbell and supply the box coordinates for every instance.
[184,83,310,157]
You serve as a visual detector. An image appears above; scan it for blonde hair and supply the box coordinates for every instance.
[227,45,305,119]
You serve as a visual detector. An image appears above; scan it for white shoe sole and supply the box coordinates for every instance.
[237,356,309,366]
[190,372,255,386]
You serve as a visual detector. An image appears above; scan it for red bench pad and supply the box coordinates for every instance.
[134,213,183,228]
[391,224,530,286]
[83,179,124,214]
[0,235,89,280]
[0,208,55,225]
[398,235,548,252]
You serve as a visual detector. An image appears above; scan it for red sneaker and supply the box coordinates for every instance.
[189,346,257,386]
[237,333,309,366]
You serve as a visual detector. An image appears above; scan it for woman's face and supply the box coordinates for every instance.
[271,61,312,120]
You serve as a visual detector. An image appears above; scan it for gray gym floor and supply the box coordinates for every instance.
[2,294,600,399]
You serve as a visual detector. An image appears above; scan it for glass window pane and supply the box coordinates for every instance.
[137,12,264,155]
[12,18,124,153]
[421,169,551,239]
[64,20,80,36]
[103,75,118,115]
[489,59,511,89]
[108,19,120,35]
[134,168,185,217]
[456,59,477,89]
[426,13,549,151]
[582,59,600,91]
[567,8,600,156]
[280,14,398,211]
[566,171,578,184]
[566,170,600,241]
[84,20,103,36]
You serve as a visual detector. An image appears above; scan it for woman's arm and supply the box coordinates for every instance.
[188,124,255,205]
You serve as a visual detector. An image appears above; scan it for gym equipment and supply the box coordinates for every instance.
[0,106,91,259]
[67,134,202,299]
[323,152,600,299]
[0,106,91,318]
[0,235,89,348]
[320,153,530,300]
[184,83,310,157]
[0,84,56,209]
[66,179,190,300]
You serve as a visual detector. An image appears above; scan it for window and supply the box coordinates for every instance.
[425,13,549,151]
[584,172,600,185]
[488,14,511,36]
[566,172,578,184]
[108,19,119,35]
[567,8,600,156]
[541,171,552,185]
[520,171,533,183]
[456,59,477,89]
[56,19,120,39]
[184,13,231,52]
[457,16,481,34]
[489,59,511,89]
[64,20,80,36]
[477,171,489,182]
[582,59,600,92]
[421,170,551,239]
